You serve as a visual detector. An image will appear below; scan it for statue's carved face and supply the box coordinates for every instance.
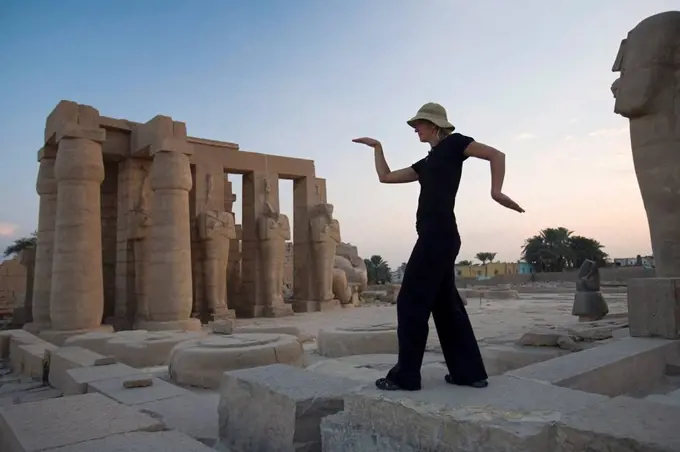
[612,14,680,118]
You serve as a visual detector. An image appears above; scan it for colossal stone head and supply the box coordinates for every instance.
[611,11,680,118]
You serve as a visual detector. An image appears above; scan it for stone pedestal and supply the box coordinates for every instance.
[572,291,609,321]
[27,153,57,333]
[48,136,107,333]
[144,150,200,331]
[627,277,680,339]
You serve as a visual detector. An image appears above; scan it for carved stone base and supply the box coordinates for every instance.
[263,304,294,318]
[235,305,265,318]
[23,321,50,335]
[136,318,202,332]
[628,277,680,339]
[38,325,114,346]
[572,291,609,321]
[291,299,341,313]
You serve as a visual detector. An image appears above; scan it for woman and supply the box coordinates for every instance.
[352,102,524,391]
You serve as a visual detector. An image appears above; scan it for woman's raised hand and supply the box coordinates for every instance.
[352,137,381,148]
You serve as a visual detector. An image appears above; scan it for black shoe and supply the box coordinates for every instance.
[445,374,488,388]
[375,377,421,391]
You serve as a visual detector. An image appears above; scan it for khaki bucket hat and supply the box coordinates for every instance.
[407,102,455,131]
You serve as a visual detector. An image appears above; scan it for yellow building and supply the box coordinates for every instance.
[454,261,521,278]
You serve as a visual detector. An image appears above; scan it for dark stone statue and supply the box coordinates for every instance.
[572,259,609,321]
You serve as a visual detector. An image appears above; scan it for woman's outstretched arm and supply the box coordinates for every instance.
[353,137,418,184]
[464,142,525,213]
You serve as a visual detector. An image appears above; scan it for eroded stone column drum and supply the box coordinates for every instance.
[145,151,194,323]
[50,138,105,331]
[30,157,57,330]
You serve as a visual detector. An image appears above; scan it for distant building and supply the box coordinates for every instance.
[613,255,654,269]
[454,261,532,279]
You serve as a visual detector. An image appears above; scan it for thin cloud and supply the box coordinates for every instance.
[515,133,537,140]
[568,118,580,124]
[588,127,628,138]
[0,223,18,237]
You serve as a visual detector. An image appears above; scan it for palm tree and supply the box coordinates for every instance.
[522,227,607,272]
[3,231,37,258]
[365,255,392,284]
[475,252,497,277]
[457,260,472,266]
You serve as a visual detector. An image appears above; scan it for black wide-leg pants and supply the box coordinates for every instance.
[386,232,488,389]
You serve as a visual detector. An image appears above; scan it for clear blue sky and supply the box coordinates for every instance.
[1,0,676,266]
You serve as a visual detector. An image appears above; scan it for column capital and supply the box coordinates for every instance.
[132,115,193,158]
[44,100,106,145]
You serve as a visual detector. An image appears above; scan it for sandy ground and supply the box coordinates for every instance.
[235,292,629,348]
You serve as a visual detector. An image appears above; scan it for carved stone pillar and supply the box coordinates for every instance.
[24,150,57,333]
[309,203,341,302]
[41,130,113,343]
[138,149,200,330]
[198,210,236,320]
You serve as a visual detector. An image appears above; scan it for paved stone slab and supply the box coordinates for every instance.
[88,375,187,405]
[219,363,360,452]
[137,392,219,444]
[341,375,608,452]
[65,363,142,394]
[46,430,214,452]
[14,343,57,379]
[0,386,62,408]
[48,346,109,394]
[556,395,680,451]
[508,337,679,396]
[0,392,164,452]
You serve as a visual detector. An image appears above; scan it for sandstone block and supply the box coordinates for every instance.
[93,356,116,366]
[628,277,680,339]
[0,393,164,452]
[123,377,153,388]
[15,343,58,379]
[210,319,234,335]
[88,374,186,406]
[137,392,219,445]
[46,431,215,452]
[317,323,398,358]
[556,396,680,451]
[65,363,142,394]
[340,376,607,451]
[169,333,304,389]
[218,364,359,452]
[508,337,679,396]
[0,330,42,359]
[48,346,109,394]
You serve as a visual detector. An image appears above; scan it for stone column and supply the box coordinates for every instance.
[138,149,200,331]
[24,150,57,333]
[41,134,113,343]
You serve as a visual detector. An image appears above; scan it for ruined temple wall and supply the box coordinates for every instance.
[101,162,118,321]
[0,256,26,313]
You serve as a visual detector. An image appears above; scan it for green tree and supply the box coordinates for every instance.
[521,227,608,272]
[364,255,392,284]
[474,252,497,277]
[3,231,37,258]
[457,260,472,266]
